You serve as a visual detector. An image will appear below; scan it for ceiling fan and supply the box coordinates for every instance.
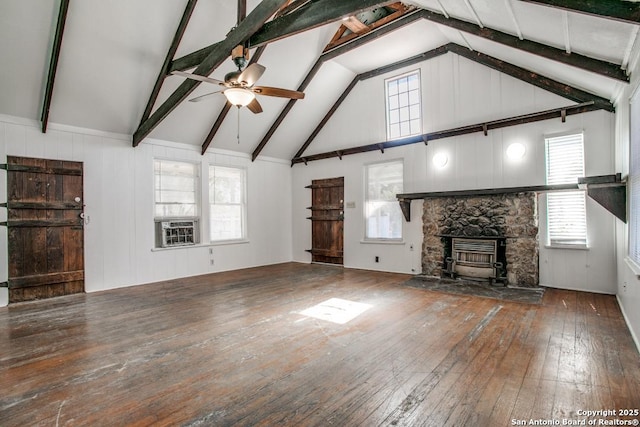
[172,45,304,114]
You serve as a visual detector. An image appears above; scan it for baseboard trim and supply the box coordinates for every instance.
[616,294,640,355]
[538,283,616,295]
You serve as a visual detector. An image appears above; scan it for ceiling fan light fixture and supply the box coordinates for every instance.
[224,87,255,106]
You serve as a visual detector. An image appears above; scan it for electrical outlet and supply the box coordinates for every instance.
[375,256,379,263]
[209,248,213,255]
[409,244,414,251]
[210,259,214,266]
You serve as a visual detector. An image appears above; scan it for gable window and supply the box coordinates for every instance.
[385,70,422,140]
[545,133,587,247]
[209,165,246,242]
[365,160,404,240]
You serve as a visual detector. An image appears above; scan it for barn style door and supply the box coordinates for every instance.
[2,156,84,303]
[306,177,344,265]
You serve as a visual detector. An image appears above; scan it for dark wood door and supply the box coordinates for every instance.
[307,177,344,265]
[4,156,84,303]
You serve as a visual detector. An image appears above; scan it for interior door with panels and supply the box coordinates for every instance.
[2,156,84,303]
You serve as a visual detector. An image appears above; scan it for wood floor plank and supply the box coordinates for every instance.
[0,263,638,426]
[474,307,538,424]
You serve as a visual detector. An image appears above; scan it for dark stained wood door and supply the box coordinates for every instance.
[4,156,84,303]
[307,177,344,265]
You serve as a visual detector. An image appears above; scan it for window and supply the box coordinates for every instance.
[154,159,198,218]
[629,89,640,264]
[385,70,422,140]
[545,133,587,246]
[209,165,246,242]
[365,160,404,240]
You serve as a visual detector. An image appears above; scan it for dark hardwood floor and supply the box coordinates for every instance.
[1,262,639,426]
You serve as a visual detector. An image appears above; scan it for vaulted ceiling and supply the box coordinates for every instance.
[1,0,638,162]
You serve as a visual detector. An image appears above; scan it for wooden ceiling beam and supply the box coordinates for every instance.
[237,0,247,24]
[323,8,422,59]
[138,0,198,127]
[323,3,412,52]
[170,0,393,73]
[248,0,395,47]
[447,44,614,112]
[517,0,640,25]
[250,57,324,161]
[276,1,311,17]
[292,76,360,161]
[291,101,601,165]
[250,7,423,161]
[133,0,287,147]
[41,0,70,133]
[343,16,369,33]
[418,8,628,82]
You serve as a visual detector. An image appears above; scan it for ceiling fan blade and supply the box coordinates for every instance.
[172,70,226,87]
[188,90,223,103]
[246,98,263,114]
[252,86,305,99]
[238,63,266,87]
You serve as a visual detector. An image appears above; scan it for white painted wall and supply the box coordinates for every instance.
[292,149,425,274]
[293,54,617,292]
[614,57,640,351]
[0,115,292,306]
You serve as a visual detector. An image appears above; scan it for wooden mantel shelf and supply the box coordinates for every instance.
[397,174,626,223]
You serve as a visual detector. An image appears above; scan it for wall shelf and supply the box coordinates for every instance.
[397,174,626,223]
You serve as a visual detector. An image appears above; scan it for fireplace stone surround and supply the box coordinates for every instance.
[421,192,539,287]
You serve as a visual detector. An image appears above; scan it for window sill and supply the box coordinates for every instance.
[152,243,203,252]
[151,240,249,252]
[209,239,250,246]
[543,244,589,251]
[624,257,640,277]
[360,239,405,245]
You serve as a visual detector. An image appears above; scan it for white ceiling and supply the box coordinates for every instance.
[0,0,638,161]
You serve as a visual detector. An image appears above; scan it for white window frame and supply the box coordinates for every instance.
[385,70,422,141]
[628,85,640,267]
[153,158,200,221]
[209,164,247,243]
[544,132,587,248]
[364,159,404,242]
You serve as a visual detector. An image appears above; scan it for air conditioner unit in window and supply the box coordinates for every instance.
[155,219,198,248]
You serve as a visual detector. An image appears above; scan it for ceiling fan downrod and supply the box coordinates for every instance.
[236,106,241,144]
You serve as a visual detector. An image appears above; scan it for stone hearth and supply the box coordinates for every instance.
[422,193,539,287]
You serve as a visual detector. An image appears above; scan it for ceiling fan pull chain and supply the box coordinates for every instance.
[237,106,241,144]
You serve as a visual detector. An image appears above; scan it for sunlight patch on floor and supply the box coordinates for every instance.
[298,298,373,325]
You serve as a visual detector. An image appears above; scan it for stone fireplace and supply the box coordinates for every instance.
[421,192,539,287]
